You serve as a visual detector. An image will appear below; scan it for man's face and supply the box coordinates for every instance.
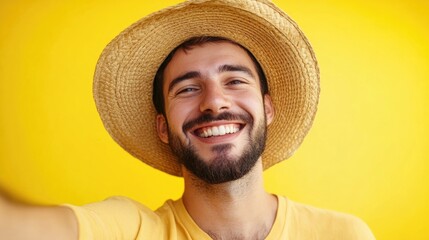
[156,41,274,184]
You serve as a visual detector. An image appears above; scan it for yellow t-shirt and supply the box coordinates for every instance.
[66,196,375,239]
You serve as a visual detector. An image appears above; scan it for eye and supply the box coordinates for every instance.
[227,79,245,85]
[176,86,199,96]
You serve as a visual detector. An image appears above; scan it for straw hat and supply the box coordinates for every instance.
[93,0,320,176]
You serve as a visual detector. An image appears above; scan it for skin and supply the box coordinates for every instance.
[156,42,278,239]
[0,192,78,240]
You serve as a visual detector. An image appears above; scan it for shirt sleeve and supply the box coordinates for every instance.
[63,196,161,240]
[335,214,375,240]
[288,200,376,240]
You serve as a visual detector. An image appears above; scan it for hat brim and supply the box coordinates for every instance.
[93,0,320,176]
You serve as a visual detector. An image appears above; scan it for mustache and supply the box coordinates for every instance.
[182,112,253,133]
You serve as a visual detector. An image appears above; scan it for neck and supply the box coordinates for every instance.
[181,160,278,240]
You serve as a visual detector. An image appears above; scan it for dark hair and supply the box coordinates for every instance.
[152,36,269,115]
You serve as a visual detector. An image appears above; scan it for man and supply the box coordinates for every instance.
[0,0,375,239]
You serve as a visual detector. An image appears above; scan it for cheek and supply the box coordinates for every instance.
[236,93,265,116]
[165,101,194,132]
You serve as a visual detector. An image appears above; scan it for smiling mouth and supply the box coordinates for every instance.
[194,124,243,138]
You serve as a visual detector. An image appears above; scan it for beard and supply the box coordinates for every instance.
[167,111,267,184]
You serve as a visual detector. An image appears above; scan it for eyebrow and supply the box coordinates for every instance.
[167,64,255,93]
[218,64,255,79]
[168,71,201,93]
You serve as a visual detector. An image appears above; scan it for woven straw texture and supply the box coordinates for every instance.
[93,0,320,176]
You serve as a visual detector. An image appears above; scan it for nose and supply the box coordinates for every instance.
[199,83,231,114]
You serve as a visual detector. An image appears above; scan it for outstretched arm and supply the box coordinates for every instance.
[0,191,78,240]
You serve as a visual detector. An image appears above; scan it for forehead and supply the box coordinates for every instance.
[163,41,258,83]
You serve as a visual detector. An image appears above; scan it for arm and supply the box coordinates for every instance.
[0,192,78,240]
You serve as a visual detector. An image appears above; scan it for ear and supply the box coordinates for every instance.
[263,94,275,126]
[156,114,169,144]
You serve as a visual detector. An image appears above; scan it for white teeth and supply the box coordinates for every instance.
[219,125,226,135]
[198,124,240,138]
[212,127,219,136]
[225,125,231,134]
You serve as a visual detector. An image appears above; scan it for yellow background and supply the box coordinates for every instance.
[1,0,428,239]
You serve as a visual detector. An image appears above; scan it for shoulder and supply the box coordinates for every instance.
[65,196,163,239]
[73,196,158,221]
[282,197,375,240]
